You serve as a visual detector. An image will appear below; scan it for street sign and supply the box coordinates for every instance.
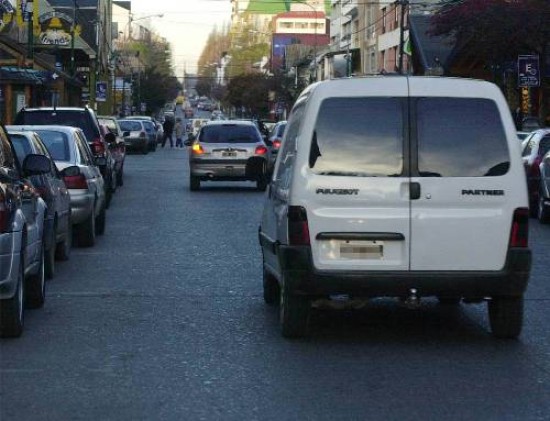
[518,55,540,87]
[96,81,107,102]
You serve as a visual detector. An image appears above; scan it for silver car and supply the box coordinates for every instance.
[187,120,269,191]
[18,126,107,247]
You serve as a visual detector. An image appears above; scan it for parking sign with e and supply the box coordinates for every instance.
[518,55,540,87]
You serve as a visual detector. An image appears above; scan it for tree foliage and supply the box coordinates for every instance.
[225,74,271,117]
[430,0,550,65]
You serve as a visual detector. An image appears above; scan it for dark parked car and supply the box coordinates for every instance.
[0,124,50,338]
[521,128,550,217]
[7,127,72,278]
[14,107,117,208]
[266,120,286,173]
[97,116,127,186]
[538,150,550,223]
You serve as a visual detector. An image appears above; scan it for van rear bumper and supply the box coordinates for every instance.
[277,246,531,298]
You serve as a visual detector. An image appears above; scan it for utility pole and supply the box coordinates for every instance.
[397,0,409,74]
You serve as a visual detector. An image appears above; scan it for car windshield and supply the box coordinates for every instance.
[142,121,155,131]
[119,121,143,132]
[199,124,261,143]
[34,130,70,161]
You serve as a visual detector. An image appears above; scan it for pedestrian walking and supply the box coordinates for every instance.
[175,118,184,148]
[162,116,175,148]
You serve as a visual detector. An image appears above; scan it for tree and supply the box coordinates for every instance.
[430,0,550,66]
[225,74,271,117]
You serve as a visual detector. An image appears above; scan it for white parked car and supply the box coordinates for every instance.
[259,76,531,339]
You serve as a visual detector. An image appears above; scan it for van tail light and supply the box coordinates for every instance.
[192,144,205,155]
[255,146,268,155]
[288,206,310,246]
[63,174,88,189]
[273,140,281,149]
[0,192,8,233]
[92,138,105,155]
[509,208,529,248]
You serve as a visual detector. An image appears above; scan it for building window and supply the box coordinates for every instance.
[382,7,386,33]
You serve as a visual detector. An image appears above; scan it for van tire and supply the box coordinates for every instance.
[26,244,46,309]
[0,257,24,337]
[190,176,200,191]
[538,191,550,223]
[279,274,309,338]
[262,267,279,305]
[488,296,523,339]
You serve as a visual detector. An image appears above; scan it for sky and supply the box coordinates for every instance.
[128,0,232,77]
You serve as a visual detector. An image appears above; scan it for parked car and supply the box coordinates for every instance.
[19,126,106,247]
[521,129,550,217]
[7,127,72,278]
[185,120,269,191]
[118,119,149,154]
[538,150,550,223]
[0,124,50,337]
[259,77,531,339]
[119,116,159,151]
[14,107,117,209]
[521,116,541,132]
[266,120,286,173]
[97,116,127,186]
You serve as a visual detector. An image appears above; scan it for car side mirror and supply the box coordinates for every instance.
[104,132,116,143]
[22,154,51,175]
[60,165,81,177]
[95,156,107,167]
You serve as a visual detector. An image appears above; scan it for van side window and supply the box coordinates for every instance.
[273,104,304,188]
[417,98,510,177]
[311,97,404,177]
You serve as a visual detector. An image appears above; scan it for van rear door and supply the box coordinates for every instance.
[409,85,514,271]
[302,83,411,271]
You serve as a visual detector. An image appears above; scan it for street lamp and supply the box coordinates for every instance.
[128,13,164,40]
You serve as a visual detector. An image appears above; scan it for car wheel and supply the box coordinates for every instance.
[105,183,112,209]
[488,296,523,339]
[95,205,106,236]
[263,266,279,305]
[538,190,550,223]
[55,220,72,261]
[77,207,96,247]
[44,241,55,280]
[26,244,46,309]
[256,161,268,191]
[279,273,309,338]
[142,144,149,155]
[190,175,200,191]
[0,257,25,338]
[117,165,124,187]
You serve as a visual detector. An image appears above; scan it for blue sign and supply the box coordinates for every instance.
[96,81,107,102]
[518,55,540,87]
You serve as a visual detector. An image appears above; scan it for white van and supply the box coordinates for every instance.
[259,76,531,339]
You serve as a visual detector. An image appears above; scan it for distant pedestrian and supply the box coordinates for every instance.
[162,117,174,148]
[175,118,184,148]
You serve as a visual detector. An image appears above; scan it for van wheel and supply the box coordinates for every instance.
[488,296,523,339]
[263,267,279,305]
[77,208,96,247]
[279,274,309,338]
[0,257,24,337]
[538,191,550,223]
[190,175,200,191]
[26,244,46,309]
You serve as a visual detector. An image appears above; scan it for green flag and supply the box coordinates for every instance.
[403,36,412,56]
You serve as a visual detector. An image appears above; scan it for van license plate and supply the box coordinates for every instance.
[340,241,383,260]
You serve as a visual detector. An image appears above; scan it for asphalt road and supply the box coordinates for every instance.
[1,142,549,420]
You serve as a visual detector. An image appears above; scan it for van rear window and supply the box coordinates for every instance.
[311,98,404,177]
[417,98,510,177]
